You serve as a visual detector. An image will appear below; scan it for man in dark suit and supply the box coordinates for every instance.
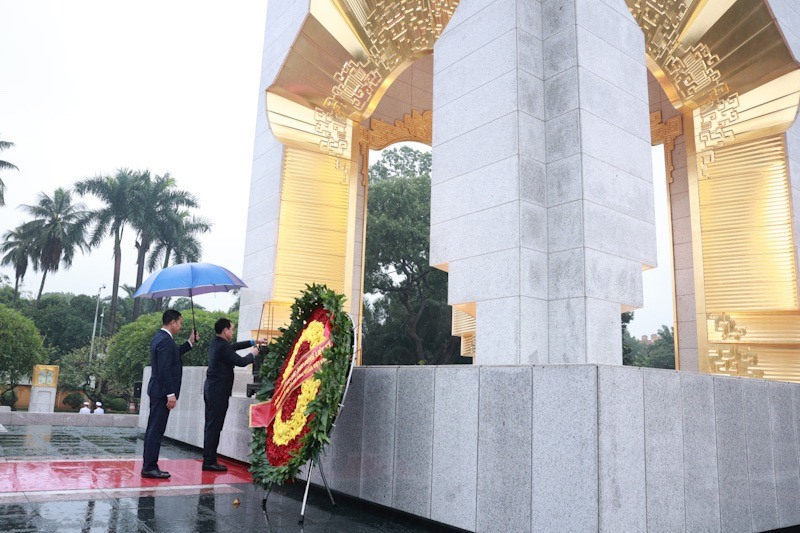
[141,309,197,479]
[202,317,263,471]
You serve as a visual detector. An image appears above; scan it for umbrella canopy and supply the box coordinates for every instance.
[134,262,247,299]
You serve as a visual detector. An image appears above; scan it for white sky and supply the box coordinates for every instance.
[0,1,269,311]
[630,148,675,338]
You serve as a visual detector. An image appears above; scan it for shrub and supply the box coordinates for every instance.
[106,397,128,412]
[0,388,18,408]
[62,391,85,410]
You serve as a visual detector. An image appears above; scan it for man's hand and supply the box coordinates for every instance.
[256,337,269,345]
[249,346,260,356]
[189,329,199,344]
[166,395,177,410]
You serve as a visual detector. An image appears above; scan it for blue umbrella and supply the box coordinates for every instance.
[134,262,247,331]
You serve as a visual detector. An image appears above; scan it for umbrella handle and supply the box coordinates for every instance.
[190,289,197,339]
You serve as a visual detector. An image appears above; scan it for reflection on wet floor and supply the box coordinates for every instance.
[0,425,466,532]
[1,482,459,532]
[0,425,183,462]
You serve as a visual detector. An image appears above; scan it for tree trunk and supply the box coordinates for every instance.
[36,270,48,304]
[109,236,122,334]
[154,246,173,311]
[13,276,19,300]
[404,299,427,362]
[132,236,150,320]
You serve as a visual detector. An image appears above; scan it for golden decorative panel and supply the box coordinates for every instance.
[452,305,476,358]
[366,110,433,151]
[272,147,353,303]
[706,312,800,382]
[629,0,800,381]
[32,365,59,388]
[650,111,682,182]
[697,135,797,312]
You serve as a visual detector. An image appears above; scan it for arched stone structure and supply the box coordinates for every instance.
[241,0,800,379]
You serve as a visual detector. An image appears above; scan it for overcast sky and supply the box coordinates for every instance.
[0,1,269,311]
[0,1,673,335]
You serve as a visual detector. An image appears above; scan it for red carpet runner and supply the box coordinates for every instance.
[0,458,252,496]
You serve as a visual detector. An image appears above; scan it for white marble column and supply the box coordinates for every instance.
[432,0,655,365]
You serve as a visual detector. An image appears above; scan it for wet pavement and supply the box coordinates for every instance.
[0,424,464,532]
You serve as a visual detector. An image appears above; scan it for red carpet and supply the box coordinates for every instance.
[0,458,252,493]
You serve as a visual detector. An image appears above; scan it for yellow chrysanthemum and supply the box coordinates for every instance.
[281,321,325,380]
[272,320,326,445]
[272,378,321,445]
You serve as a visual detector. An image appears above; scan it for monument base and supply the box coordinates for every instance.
[27,386,56,413]
[141,365,800,532]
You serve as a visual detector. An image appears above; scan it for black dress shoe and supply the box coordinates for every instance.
[141,469,170,479]
[202,463,228,472]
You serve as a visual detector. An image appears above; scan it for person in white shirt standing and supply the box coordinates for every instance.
[79,401,91,414]
[93,401,104,414]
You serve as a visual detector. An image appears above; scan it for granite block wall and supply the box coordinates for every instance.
[141,364,800,532]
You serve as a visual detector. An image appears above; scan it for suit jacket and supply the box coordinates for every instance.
[204,336,255,399]
[147,329,192,399]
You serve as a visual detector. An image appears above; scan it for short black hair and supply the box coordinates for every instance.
[162,309,182,325]
[214,318,232,334]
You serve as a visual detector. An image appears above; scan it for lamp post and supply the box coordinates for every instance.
[89,285,105,361]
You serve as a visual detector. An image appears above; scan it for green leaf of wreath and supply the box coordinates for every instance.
[248,284,354,487]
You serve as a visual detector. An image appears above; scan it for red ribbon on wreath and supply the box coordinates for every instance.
[249,307,332,465]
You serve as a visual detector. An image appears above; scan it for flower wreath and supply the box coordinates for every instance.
[248,284,353,486]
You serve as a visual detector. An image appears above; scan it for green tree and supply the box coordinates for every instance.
[105,309,238,391]
[21,188,90,303]
[76,169,142,334]
[130,172,198,320]
[621,312,646,366]
[362,146,462,365]
[638,325,676,369]
[148,211,211,270]
[1,224,35,300]
[0,134,19,206]
[23,293,97,363]
[0,304,44,394]
[58,338,119,405]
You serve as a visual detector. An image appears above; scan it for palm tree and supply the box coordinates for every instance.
[0,134,20,206]
[148,211,211,311]
[129,172,198,319]
[1,223,35,299]
[20,188,90,302]
[75,169,142,334]
[148,211,212,271]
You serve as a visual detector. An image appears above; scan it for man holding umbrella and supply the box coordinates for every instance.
[202,318,265,471]
[141,309,198,479]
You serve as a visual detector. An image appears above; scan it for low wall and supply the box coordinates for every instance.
[140,364,800,532]
[0,411,138,427]
[139,367,256,463]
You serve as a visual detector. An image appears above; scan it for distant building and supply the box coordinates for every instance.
[640,334,661,346]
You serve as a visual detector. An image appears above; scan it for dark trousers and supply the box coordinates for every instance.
[203,390,229,465]
[143,396,170,471]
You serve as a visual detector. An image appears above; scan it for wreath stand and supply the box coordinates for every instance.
[261,320,359,526]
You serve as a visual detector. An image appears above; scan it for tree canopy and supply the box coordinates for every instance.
[362,146,463,365]
[623,318,675,369]
[22,293,98,363]
[20,188,90,302]
[0,304,44,387]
